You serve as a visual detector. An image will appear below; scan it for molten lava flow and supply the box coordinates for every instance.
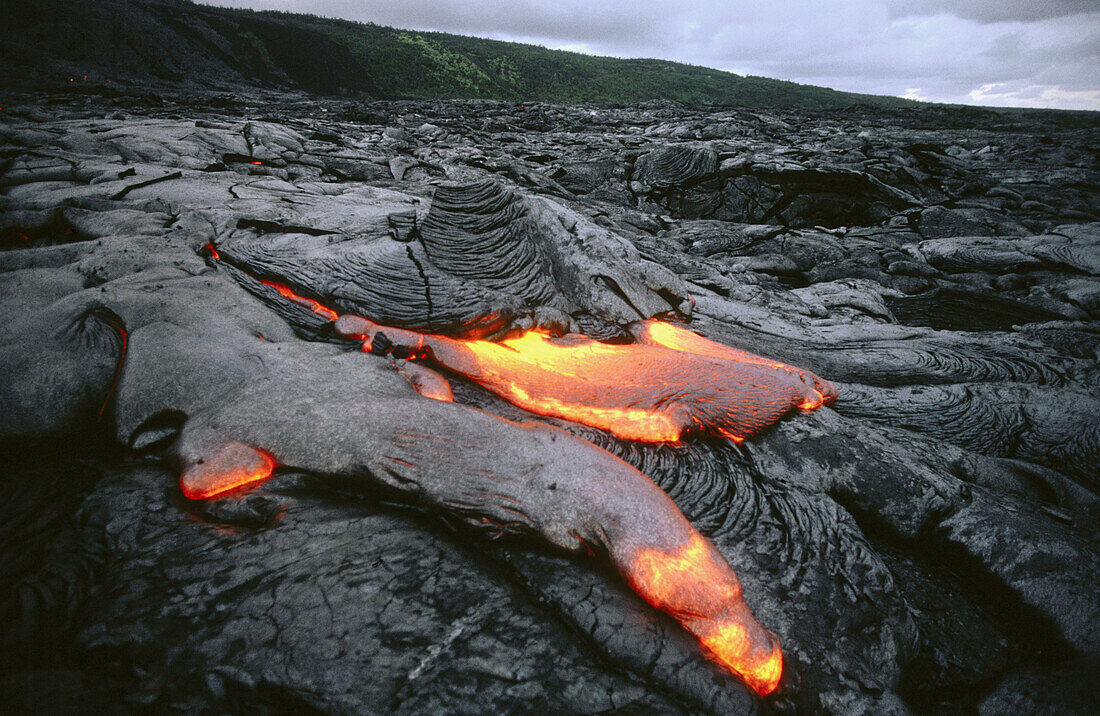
[260,279,339,322]
[627,533,783,695]
[180,442,276,500]
[234,273,833,442]
[456,331,684,441]
[332,314,836,443]
[234,266,833,443]
[632,319,838,410]
[176,279,803,692]
[447,325,833,441]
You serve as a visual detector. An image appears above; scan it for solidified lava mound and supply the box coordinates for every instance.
[1,89,1099,714]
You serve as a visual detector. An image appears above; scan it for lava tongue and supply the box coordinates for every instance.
[180,441,276,500]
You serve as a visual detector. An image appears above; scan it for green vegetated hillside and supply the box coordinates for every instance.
[317,17,902,108]
[1,0,914,109]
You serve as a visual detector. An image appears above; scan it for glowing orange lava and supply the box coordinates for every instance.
[261,279,339,322]
[633,319,838,409]
[456,331,684,441]
[180,279,805,694]
[330,313,836,443]
[180,442,276,500]
[256,282,833,445]
[447,326,835,442]
[628,533,783,695]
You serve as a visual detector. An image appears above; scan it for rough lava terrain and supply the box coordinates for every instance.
[1,88,1098,714]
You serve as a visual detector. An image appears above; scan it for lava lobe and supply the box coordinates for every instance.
[334,313,836,443]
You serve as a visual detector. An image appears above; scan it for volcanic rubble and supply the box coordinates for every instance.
[0,89,1098,714]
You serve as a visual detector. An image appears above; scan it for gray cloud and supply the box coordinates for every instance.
[201,1,1100,110]
[886,0,1099,23]
[210,0,679,46]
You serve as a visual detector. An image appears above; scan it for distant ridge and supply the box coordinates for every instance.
[1,0,918,109]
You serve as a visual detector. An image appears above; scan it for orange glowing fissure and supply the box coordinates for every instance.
[629,533,783,695]
[260,279,339,322]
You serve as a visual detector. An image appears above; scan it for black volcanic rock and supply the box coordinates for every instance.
[0,89,1097,716]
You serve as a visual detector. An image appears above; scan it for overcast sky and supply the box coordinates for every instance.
[203,0,1100,110]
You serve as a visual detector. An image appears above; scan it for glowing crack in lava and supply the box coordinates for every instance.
[334,314,836,443]
[179,441,276,500]
[260,279,339,322]
[625,533,783,695]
